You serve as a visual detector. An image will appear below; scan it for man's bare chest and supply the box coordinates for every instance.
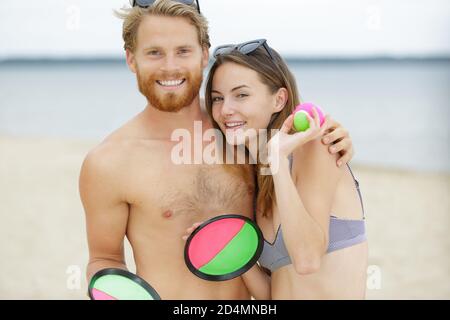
[125,150,255,219]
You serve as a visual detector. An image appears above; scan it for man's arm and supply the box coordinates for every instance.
[79,145,130,283]
[240,264,271,300]
[321,115,354,167]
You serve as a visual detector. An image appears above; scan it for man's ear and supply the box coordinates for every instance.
[126,49,137,74]
[274,87,289,112]
[201,46,210,69]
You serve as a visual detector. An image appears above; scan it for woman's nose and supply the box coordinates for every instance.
[221,99,236,116]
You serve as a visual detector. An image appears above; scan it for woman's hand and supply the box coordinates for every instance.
[181,222,203,241]
[268,107,325,161]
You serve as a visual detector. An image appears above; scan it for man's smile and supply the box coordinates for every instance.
[156,79,186,90]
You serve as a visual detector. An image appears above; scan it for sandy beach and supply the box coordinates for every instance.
[0,136,449,300]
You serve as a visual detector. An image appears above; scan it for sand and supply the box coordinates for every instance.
[0,136,449,299]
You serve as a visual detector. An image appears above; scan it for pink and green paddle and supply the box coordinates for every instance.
[88,268,161,300]
[184,215,263,281]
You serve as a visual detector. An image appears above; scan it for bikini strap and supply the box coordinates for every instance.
[288,153,294,172]
[346,164,366,219]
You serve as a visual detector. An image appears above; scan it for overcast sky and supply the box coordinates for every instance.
[0,0,449,59]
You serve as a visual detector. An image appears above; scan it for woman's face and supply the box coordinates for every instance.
[211,62,286,146]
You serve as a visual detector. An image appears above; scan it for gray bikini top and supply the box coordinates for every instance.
[256,154,367,273]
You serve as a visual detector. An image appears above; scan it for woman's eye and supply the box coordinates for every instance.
[237,93,248,98]
[212,97,223,103]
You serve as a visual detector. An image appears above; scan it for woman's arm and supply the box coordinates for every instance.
[241,264,271,300]
[267,110,343,275]
[271,140,343,275]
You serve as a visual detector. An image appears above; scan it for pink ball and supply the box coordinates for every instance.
[293,102,325,127]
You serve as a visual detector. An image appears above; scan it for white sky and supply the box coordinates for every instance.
[0,0,449,59]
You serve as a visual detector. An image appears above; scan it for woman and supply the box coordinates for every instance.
[185,39,368,299]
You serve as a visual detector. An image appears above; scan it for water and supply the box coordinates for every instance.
[0,59,449,173]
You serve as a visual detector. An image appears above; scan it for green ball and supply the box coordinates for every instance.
[293,111,310,132]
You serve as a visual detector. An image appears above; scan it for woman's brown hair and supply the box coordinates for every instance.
[205,46,302,217]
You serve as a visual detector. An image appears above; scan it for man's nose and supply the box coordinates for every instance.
[160,54,180,73]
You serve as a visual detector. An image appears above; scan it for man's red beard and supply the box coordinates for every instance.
[136,67,203,113]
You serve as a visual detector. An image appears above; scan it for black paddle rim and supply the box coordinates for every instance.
[184,214,263,281]
[88,268,161,300]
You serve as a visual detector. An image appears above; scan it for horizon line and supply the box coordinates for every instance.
[1,55,449,65]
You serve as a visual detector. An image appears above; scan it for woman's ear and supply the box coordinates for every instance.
[273,88,288,112]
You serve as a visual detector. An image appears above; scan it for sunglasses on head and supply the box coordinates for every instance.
[213,39,275,62]
[132,0,201,14]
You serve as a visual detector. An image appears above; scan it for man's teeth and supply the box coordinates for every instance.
[226,122,246,128]
[157,79,185,87]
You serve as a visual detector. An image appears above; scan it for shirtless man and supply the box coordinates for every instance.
[79,0,355,299]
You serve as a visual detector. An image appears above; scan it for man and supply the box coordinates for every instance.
[79,0,354,299]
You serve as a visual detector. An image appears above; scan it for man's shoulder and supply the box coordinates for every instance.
[87,113,147,159]
[81,139,128,181]
[83,124,168,174]
[81,118,136,169]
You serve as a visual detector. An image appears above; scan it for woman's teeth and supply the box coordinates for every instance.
[225,121,247,129]
[157,79,185,87]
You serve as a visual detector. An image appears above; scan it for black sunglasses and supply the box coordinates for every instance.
[132,0,201,14]
[213,39,275,62]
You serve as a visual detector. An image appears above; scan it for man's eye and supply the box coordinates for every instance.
[179,49,190,55]
[148,51,160,56]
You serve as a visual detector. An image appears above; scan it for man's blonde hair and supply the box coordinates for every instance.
[115,0,211,53]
